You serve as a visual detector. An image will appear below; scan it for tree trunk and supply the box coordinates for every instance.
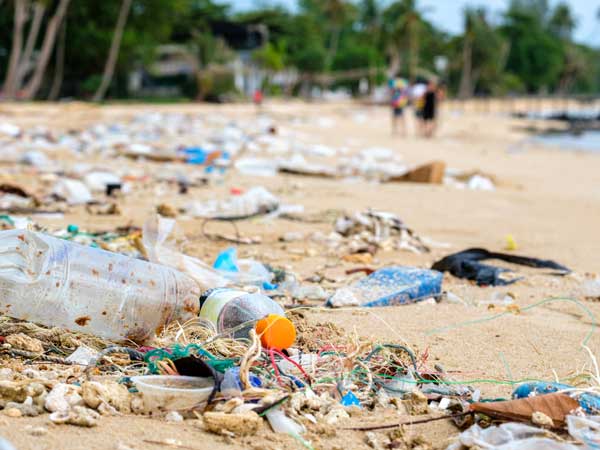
[15,1,46,92]
[92,0,132,102]
[387,48,401,79]
[408,19,419,83]
[47,18,66,100]
[458,35,473,99]
[2,0,29,99]
[21,0,70,100]
[325,25,340,71]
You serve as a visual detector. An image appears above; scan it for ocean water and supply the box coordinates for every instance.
[533,130,600,153]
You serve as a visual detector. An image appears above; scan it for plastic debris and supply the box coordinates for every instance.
[328,267,443,307]
[265,408,305,434]
[432,248,570,286]
[447,422,579,450]
[52,178,93,205]
[0,229,200,342]
[567,415,600,449]
[200,288,296,349]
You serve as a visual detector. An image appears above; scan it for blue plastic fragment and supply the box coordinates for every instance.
[181,147,209,164]
[341,391,361,407]
[213,247,239,272]
[328,266,443,307]
[222,367,262,392]
[513,382,600,414]
[262,281,277,291]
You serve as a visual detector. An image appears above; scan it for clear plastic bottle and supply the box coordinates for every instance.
[199,288,295,349]
[0,229,200,342]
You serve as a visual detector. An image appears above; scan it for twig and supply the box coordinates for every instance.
[341,411,471,431]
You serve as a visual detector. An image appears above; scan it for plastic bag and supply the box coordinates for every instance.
[446,423,578,450]
[568,415,600,449]
[142,215,227,291]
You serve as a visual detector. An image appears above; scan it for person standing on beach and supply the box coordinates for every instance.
[422,80,439,138]
[390,78,409,136]
[410,80,427,135]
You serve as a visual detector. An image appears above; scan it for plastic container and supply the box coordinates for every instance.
[0,229,200,342]
[199,288,295,349]
[131,375,214,411]
[328,267,443,307]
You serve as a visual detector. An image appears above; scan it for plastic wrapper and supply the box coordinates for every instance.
[446,423,579,450]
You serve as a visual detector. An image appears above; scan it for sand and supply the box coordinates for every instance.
[0,100,598,449]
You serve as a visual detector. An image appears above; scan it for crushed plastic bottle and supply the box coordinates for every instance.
[0,229,200,342]
[328,267,443,307]
[199,288,295,349]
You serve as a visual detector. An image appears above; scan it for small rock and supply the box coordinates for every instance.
[165,411,183,422]
[49,405,99,427]
[81,381,131,413]
[45,383,83,413]
[280,231,304,242]
[324,406,350,425]
[532,411,554,428]
[403,391,429,416]
[3,408,22,418]
[5,396,40,416]
[157,203,177,217]
[5,333,44,354]
[365,431,387,450]
[25,425,48,436]
[203,411,261,436]
[0,381,28,407]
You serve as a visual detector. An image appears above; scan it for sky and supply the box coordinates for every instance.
[230,0,600,46]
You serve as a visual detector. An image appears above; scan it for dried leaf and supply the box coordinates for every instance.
[470,393,579,427]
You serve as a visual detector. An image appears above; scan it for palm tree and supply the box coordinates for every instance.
[14,1,46,92]
[323,0,348,70]
[383,0,425,82]
[93,0,132,101]
[549,2,575,39]
[2,0,28,98]
[21,0,70,100]
[459,7,486,98]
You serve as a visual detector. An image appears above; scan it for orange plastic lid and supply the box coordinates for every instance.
[255,314,296,350]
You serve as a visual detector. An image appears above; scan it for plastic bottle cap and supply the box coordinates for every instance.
[255,314,296,350]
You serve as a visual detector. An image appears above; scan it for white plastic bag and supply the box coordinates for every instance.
[447,423,578,450]
[568,415,600,449]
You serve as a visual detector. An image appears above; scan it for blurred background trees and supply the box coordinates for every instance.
[0,0,598,101]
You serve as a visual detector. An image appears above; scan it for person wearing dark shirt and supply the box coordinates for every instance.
[422,80,438,138]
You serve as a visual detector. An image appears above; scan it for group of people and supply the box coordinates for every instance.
[390,77,443,138]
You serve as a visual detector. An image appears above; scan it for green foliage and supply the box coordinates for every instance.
[2,0,599,99]
[502,4,565,92]
[252,42,285,71]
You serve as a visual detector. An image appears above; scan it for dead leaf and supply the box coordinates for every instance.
[471,393,579,427]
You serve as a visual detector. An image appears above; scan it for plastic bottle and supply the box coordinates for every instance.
[199,288,295,349]
[0,229,200,342]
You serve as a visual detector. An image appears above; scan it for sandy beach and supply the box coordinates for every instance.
[0,100,599,449]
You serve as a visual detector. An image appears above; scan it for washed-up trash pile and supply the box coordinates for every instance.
[0,215,595,448]
[0,111,595,450]
[331,209,433,255]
